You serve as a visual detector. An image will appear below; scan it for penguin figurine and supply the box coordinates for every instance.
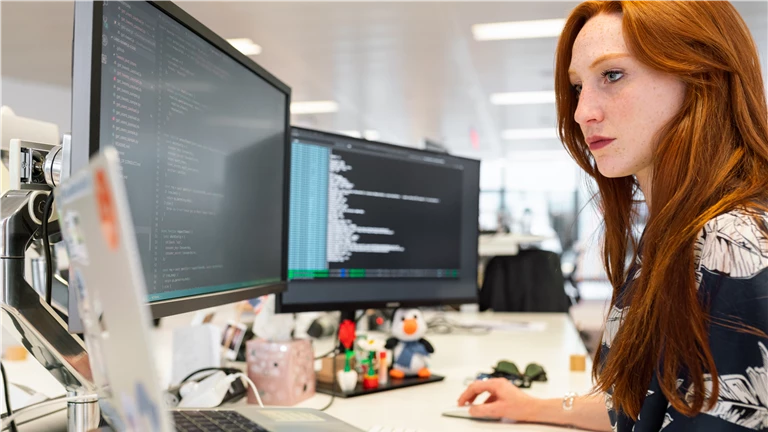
[385,308,434,379]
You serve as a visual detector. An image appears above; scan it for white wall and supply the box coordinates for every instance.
[1,76,71,134]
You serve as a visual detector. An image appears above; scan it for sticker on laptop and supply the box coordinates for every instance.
[71,267,88,304]
[61,211,89,265]
[94,168,120,251]
[56,169,93,206]
[118,382,163,431]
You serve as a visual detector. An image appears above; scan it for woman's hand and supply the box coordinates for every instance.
[457,378,540,421]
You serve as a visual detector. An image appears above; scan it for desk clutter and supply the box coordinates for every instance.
[245,338,316,406]
[167,302,590,411]
[471,360,549,389]
[165,304,448,409]
[316,308,445,398]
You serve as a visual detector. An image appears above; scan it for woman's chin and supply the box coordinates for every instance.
[596,163,633,179]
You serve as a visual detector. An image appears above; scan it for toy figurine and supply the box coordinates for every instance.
[385,308,434,379]
[336,319,358,392]
[358,336,386,389]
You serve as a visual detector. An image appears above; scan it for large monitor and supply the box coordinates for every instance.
[278,127,480,313]
[69,0,291,330]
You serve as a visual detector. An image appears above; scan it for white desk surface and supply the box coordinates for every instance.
[4,311,595,432]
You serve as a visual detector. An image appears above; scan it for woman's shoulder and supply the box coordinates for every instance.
[694,207,768,281]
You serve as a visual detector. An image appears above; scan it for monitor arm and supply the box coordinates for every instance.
[1,135,100,431]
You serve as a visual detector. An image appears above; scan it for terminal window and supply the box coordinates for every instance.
[288,133,464,280]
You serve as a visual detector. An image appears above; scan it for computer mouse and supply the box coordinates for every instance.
[441,406,502,422]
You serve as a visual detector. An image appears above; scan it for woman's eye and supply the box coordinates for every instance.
[603,70,624,83]
[573,84,582,96]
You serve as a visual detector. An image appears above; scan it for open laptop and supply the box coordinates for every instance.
[55,147,362,432]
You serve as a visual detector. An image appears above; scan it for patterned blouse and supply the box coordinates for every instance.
[602,209,768,431]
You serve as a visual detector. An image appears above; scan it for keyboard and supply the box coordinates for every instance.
[368,426,424,432]
[173,410,268,432]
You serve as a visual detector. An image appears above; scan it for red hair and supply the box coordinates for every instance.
[555,1,768,420]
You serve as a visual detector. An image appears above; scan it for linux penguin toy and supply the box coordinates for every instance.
[385,308,434,378]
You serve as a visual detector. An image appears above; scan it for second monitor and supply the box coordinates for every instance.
[279,127,480,313]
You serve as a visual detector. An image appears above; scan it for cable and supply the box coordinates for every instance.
[317,311,363,411]
[42,192,55,306]
[319,347,339,412]
[314,311,365,360]
[231,373,262,408]
[314,346,337,361]
[316,312,363,411]
[179,367,241,386]
[0,363,17,432]
[1,394,96,429]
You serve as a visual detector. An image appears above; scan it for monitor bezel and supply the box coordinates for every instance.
[277,126,480,313]
[70,1,291,329]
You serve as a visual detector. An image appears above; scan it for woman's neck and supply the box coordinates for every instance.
[635,166,653,212]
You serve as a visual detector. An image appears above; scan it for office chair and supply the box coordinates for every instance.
[478,249,571,313]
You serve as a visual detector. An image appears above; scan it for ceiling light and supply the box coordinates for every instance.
[501,128,558,140]
[472,18,566,41]
[491,91,555,105]
[226,38,262,56]
[290,101,339,115]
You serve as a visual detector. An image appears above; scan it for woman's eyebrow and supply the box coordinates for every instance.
[568,52,630,77]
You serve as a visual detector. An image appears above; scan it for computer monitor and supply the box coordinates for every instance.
[69,0,291,331]
[278,127,480,313]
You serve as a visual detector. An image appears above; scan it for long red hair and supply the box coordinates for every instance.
[555,1,768,420]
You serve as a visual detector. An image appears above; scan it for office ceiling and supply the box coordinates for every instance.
[2,1,767,160]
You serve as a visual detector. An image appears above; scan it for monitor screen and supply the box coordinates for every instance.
[70,1,290,325]
[279,127,480,312]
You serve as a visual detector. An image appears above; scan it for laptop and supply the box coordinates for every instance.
[55,147,362,432]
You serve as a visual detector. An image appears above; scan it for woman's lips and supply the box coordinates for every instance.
[588,138,615,151]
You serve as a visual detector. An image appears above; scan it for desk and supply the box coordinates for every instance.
[301,313,594,432]
[4,311,594,432]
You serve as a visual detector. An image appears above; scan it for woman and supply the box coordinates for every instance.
[458,2,768,431]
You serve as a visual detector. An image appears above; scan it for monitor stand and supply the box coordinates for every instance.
[314,310,445,398]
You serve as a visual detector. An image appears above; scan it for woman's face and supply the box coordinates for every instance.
[568,13,686,179]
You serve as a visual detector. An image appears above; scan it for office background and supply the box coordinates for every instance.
[2,1,767,299]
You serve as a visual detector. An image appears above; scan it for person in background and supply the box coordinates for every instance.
[458,2,768,431]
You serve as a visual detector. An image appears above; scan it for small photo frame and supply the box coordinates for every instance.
[221,320,247,361]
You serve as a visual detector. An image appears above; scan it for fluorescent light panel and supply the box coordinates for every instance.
[491,91,555,106]
[226,38,262,56]
[290,101,339,115]
[472,18,566,41]
[502,128,558,140]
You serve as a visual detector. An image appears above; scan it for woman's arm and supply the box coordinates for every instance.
[526,394,612,431]
[458,378,612,431]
